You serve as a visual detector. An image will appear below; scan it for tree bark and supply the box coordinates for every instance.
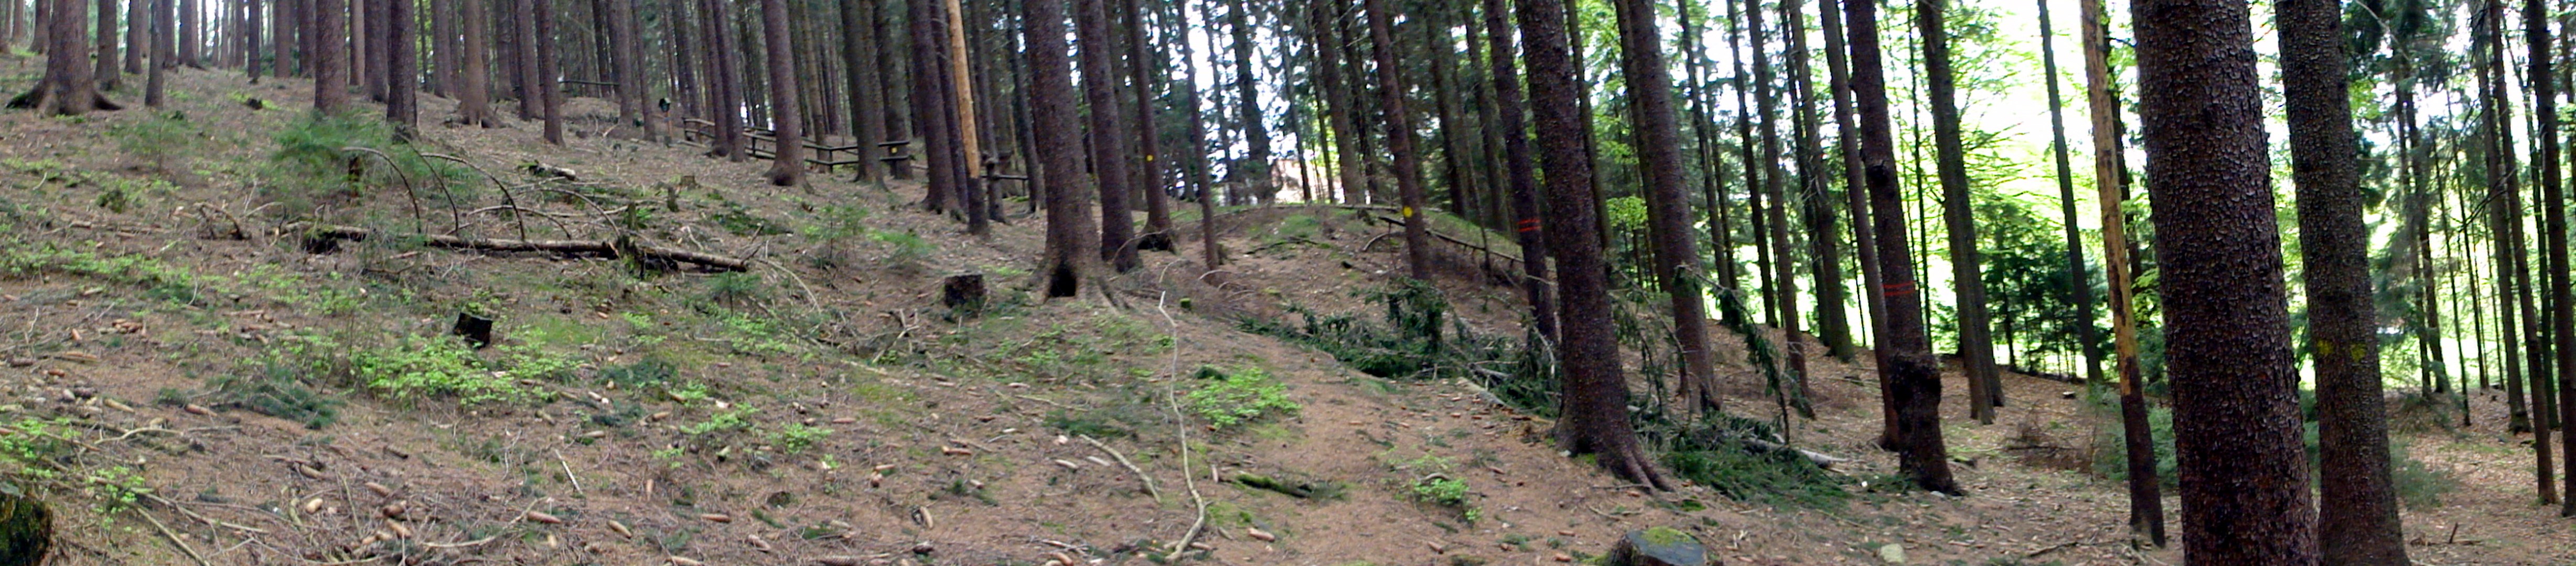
[1519,0,1666,489]
[1124,0,1172,251]
[2540,0,2576,518]
[839,0,882,181]
[536,0,563,144]
[907,0,958,212]
[2279,0,2408,560]
[2078,0,2163,543]
[1311,1,1364,205]
[1611,0,1721,415]
[1023,0,1091,298]
[385,0,416,137]
[755,0,800,183]
[95,0,120,91]
[1075,0,1133,269]
[1226,0,1269,202]
[458,0,494,125]
[1919,0,2002,423]
[1483,0,1554,343]
[2136,0,2319,559]
[698,0,744,159]
[1845,0,1957,495]
[1781,0,1848,365]
[1364,0,1428,281]
[514,0,541,118]
[2035,0,2100,388]
[1817,0,1890,426]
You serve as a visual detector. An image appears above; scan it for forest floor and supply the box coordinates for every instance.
[0,56,2570,566]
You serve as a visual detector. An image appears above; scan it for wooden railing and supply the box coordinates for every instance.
[678,118,909,173]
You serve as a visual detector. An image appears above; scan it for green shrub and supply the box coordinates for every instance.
[108,111,199,171]
[1661,415,1850,509]
[2089,393,2178,488]
[349,337,542,405]
[1185,366,1299,430]
[767,423,832,453]
[265,112,466,218]
[210,367,344,429]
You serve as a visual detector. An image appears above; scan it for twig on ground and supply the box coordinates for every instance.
[1152,281,1208,561]
[1078,435,1158,502]
[141,507,213,566]
[553,448,583,496]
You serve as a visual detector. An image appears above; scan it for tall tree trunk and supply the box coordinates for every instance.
[1816,0,1894,440]
[514,0,542,117]
[431,0,453,96]
[2540,0,2576,518]
[1364,0,1429,280]
[179,0,198,65]
[1227,0,1269,201]
[1174,0,1219,268]
[2037,0,2101,387]
[126,0,147,72]
[1074,0,1131,267]
[243,0,259,82]
[839,0,881,181]
[2080,0,2163,543]
[1311,1,1364,205]
[1519,0,1666,489]
[385,0,414,137]
[2137,0,2318,559]
[313,0,346,111]
[1124,0,1172,251]
[1744,0,1787,328]
[2280,0,2408,560]
[95,0,119,91]
[1782,0,1849,364]
[459,0,494,125]
[1611,0,1721,415]
[1843,0,1956,494]
[1428,3,1472,216]
[1024,0,1091,298]
[908,0,957,211]
[536,0,563,143]
[1920,0,2002,423]
[697,0,743,159]
[755,0,799,183]
[1484,0,1554,343]
[609,0,642,129]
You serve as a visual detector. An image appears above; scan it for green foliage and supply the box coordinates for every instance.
[210,367,344,429]
[265,112,466,218]
[0,418,76,481]
[351,337,543,404]
[80,466,150,516]
[767,423,832,453]
[683,407,757,436]
[1409,476,1469,507]
[703,273,767,308]
[0,243,202,303]
[710,201,791,236]
[1242,281,1557,415]
[1661,415,1850,509]
[107,111,199,170]
[1185,366,1299,430]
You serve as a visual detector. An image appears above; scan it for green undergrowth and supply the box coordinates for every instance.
[1660,414,1851,510]
[265,112,471,219]
[1185,365,1299,430]
[1241,280,1558,416]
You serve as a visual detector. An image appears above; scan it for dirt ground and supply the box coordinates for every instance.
[1,56,2570,566]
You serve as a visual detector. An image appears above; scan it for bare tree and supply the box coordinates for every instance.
[1845,0,1958,494]
[755,0,801,183]
[1074,0,1134,269]
[1362,0,1429,280]
[1610,0,1720,413]
[1023,0,1092,298]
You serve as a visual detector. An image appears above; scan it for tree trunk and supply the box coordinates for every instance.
[2079,0,2164,543]
[1483,0,1553,343]
[242,0,259,81]
[1312,1,1364,205]
[514,0,541,118]
[459,0,493,125]
[95,0,120,91]
[1171,0,1218,268]
[1781,0,1848,365]
[1816,0,1891,434]
[1123,0,1172,251]
[2136,0,2319,559]
[908,0,958,212]
[536,0,563,144]
[1743,0,1786,328]
[1844,0,1957,495]
[2279,0,2408,560]
[1519,0,1666,490]
[179,0,198,66]
[839,0,882,181]
[2036,0,2100,388]
[1023,0,1091,298]
[385,0,414,137]
[1364,0,1429,281]
[1610,0,1720,415]
[755,0,799,183]
[699,0,744,159]
[2539,0,2576,518]
[1919,0,2002,423]
[147,0,174,105]
[125,0,147,72]
[608,0,642,130]
[1074,0,1130,265]
[1226,0,1268,202]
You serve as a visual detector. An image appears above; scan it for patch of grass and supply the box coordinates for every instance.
[1185,365,1299,430]
[0,417,78,481]
[682,407,757,436]
[352,337,544,404]
[710,201,791,236]
[703,272,767,308]
[264,112,468,219]
[1240,280,1555,415]
[0,243,203,303]
[1408,476,1479,523]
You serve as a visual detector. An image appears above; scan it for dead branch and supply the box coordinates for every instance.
[306,226,747,271]
[1078,435,1160,502]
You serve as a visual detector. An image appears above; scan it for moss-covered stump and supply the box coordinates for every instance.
[0,489,52,566]
[1606,527,1706,566]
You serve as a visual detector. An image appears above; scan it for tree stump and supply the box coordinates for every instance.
[1605,527,1706,566]
[452,312,496,349]
[0,489,53,566]
[942,274,986,312]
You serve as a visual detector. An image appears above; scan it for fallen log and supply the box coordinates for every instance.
[306,226,748,271]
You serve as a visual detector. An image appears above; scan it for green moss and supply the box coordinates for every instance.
[1638,526,1694,546]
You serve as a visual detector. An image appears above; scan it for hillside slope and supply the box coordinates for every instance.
[0,57,2567,566]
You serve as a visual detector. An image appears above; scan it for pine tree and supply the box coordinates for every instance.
[1611,0,1720,414]
[2136,0,2319,559]
[1845,0,1958,495]
[1024,0,1092,298]
[756,0,801,184]
[1919,0,2002,423]
[1074,0,1134,269]
[1364,0,1430,280]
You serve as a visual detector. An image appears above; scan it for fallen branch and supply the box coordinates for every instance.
[306,225,747,271]
[141,507,213,566]
[1079,435,1160,502]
